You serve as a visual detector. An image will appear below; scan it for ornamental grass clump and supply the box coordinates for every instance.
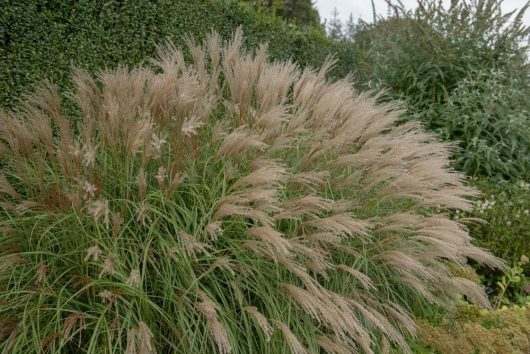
[0,30,504,353]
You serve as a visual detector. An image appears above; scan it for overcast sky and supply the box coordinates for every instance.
[315,0,530,27]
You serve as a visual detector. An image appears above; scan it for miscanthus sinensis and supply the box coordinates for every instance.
[0,30,504,354]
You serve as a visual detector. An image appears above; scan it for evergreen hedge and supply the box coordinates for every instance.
[0,0,355,110]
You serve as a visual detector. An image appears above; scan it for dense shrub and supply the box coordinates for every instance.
[0,0,355,111]
[437,70,529,177]
[351,0,530,179]
[0,31,503,353]
[461,178,530,265]
[455,178,530,306]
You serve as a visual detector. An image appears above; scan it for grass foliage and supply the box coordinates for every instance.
[0,31,504,353]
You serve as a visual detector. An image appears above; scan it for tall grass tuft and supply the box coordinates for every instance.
[0,30,504,353]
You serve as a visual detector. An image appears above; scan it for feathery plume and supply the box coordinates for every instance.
[138,321,156,354]
[35,264,48,285]
[165,172,183,197]
[243,306,273,342]
[99,290,117,304]
[155,166,166,188]
[84,245,102,262]
[99,252,117,278]
[177,231,212,258]
[204,221,222,240]
[80,180,97,200]
[196,290,232,354]
[88,199,110,228]
[272,320,307,354]
[136,168,147,199]
[127,268,141,288]
[335,265,375,290]
[61,312,85,346]
[137,201,150,226]
[317,336,357,354]
[82,141,97,168]
[217,128,267,157]
[126,327,138,354]
[181,115,204,137]
[112,212,124,238]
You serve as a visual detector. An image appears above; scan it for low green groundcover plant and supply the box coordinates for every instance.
[0,31,504,353]
[417,303,530,354]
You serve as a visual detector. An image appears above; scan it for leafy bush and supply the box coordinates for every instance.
[454,178,530,306]
[351,0,530,179]
[0,0,355,111]
[436,70,529,177]
[0,31,503,353]
[460,178,530,265]
[493,256,530,308]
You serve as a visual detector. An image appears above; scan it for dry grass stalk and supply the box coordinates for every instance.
[177,231,212,258]
[99,253,117,278]
[35,264,48,285]
[272,320,307,354]
[243,306,273,342]
[317,335,358,354]
[61,312,85,346]
[196,290,232,354]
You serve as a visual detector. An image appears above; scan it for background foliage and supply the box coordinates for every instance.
[239,0,323,31]
[0,0,354,111]
[349,0,530,180]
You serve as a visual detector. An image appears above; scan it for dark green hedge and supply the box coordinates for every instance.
[0,0,355,110]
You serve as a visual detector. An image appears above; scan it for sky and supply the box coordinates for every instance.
[315,0,530,27]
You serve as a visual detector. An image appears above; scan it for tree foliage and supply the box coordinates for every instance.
[240,0,323,30]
